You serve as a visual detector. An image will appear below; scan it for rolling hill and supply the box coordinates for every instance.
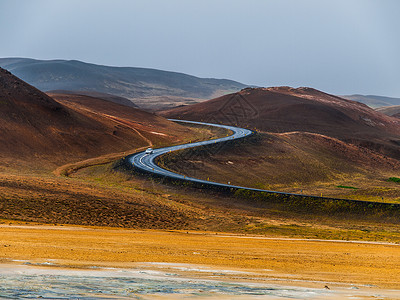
[160,87,400,199]
[48,90,138,108]
[342,94,400,108]
[0,57,247,110]
[161,86,400,159]
[161,87,400,137]
[0,67,194,170]
[376,105,400,119]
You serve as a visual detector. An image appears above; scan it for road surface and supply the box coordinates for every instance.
[128,119,308,197]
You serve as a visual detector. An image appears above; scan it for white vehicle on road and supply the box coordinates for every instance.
[145,148,153,154]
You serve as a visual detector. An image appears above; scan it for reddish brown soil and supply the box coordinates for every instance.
[49,92,192,148]
[48,90,138,108]
[0,68,192,170]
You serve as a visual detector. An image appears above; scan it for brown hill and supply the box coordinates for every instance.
[161,87,400,159]
[0,67,192,169]
[48,90,138,108]
[376,105,400,119]
[48,92,195,148]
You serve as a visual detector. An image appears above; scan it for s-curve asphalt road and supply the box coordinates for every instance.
[129,119,251,184]
[129,119,304,196]
[128,119,400,206]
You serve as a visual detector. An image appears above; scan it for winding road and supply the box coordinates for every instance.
[127,119,400,206]
[129,119,308,197]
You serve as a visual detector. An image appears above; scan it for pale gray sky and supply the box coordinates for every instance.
[1,0,399,97]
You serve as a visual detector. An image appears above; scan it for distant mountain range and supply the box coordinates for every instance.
[341,94,400,108]
[2,57,399,111]
[0,58,247,109]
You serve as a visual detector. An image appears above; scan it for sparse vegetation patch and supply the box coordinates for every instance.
[337,185,358,189]
[388,177,400,183]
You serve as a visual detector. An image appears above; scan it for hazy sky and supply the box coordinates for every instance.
[1,0,399,97]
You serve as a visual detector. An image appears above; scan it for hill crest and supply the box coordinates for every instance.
[0,57,247,109]
[161,86,400,159]
[342,94,400,108]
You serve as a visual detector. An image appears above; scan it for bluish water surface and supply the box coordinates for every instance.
[0,263,392,299]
